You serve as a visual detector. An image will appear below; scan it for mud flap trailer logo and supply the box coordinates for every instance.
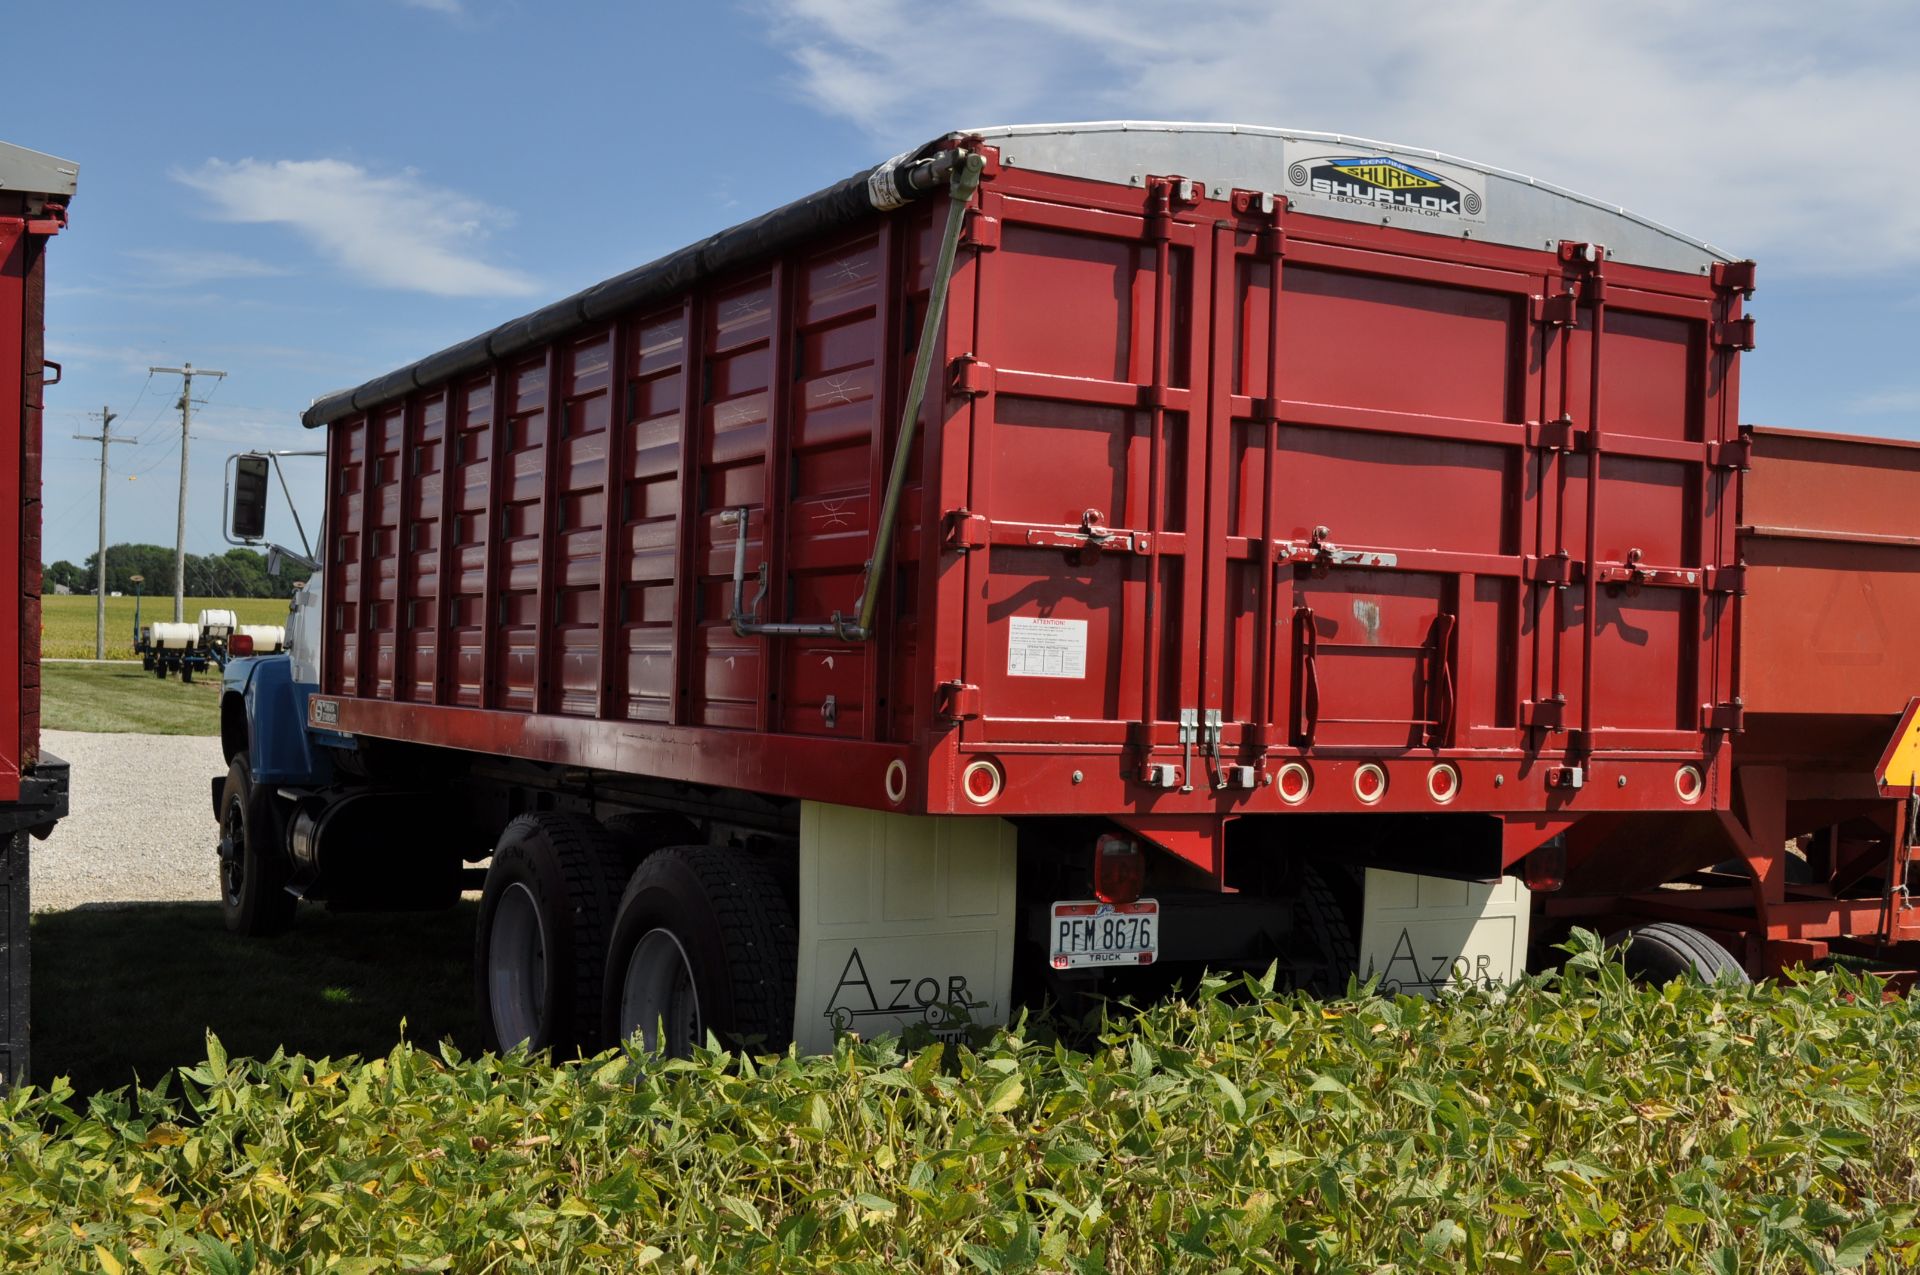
[822,947,987,1038]
[1287,150,1486,223]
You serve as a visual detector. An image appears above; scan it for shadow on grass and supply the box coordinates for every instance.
[31,901,479,1094]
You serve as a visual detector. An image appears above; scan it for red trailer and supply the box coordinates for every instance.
[1,141,76,1086]
[1550,426,1920,975]
[214,123,1904,1056]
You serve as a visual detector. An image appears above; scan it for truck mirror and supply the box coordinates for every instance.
[232,454,270,541]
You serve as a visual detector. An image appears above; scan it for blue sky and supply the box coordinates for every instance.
[14,0,1920,566]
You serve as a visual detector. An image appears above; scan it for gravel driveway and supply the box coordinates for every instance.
[31,729,226,911]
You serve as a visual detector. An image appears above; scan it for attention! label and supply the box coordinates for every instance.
[1007,616,1087,679]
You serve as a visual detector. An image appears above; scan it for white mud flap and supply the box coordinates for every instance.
[793,801,1017,1053]
[1358,869,1531,996]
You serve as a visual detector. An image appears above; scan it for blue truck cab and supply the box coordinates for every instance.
[212,575,343,932]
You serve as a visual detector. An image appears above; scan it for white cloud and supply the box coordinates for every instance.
[174,158,538,298]
[40,340,162,377]
[123,248,289,283]
[1847,387,1920,414]
[764,0,1920,274]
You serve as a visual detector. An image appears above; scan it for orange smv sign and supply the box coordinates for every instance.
[1876,697,1920,793]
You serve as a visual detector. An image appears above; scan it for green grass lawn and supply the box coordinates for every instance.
[40,593,291,660]
[30,902,479,1094]
[40,662,222,734]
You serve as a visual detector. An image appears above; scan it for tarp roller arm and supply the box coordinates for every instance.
[727,150,987,642]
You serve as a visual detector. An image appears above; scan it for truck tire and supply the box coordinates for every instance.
[602,846,796,1057]
[217,752,296,936]
[474,813,627,1056]
[1607,922,1750,985]
[1293,860,1361,997]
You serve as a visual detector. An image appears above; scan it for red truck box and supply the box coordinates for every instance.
[303,124,1755,875]
[1,140,77,1087]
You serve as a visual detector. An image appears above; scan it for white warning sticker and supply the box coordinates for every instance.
[1007,616,1087,679]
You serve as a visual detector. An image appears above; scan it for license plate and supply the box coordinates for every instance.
[1050,899,1159,969]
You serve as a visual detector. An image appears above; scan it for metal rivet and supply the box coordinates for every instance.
[1494,774,1505,788]
[1070,770,1083,785]
[1617,774,1628,788]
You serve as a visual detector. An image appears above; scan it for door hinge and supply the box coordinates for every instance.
[937,680,981,721]
[942,508,988,553]
[1702,699,1745,732]
[1712,259,1758,294]
[1533,291,1579,327]
[949,354,993,397]
[1524,552,1578,587]
[1713,316,1757,350]
[1536,413,1578,452]
[1705,564,1747,595]
[962,210,1001,251]
[1710,437,1753,470]
[1525,696,1567,731]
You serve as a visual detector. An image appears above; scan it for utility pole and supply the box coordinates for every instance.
[149,363,226,621]
[71,407,137,660]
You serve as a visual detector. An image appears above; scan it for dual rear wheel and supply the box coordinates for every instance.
[474,813,796,1058]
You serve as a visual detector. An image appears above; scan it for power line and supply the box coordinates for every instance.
[127,393,177,444]
[123,371,154,421]
[125,430,181,479]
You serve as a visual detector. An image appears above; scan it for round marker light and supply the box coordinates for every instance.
[1354,763,1387,805]
[962,759,1003,806]
[1675,766,1704,803]
[1426,764,1459,804]
[1276,762,1312,805]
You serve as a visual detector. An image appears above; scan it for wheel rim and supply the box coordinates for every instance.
[487,882,549,1048]
[219,799,245,906]
[618,928,702,1056]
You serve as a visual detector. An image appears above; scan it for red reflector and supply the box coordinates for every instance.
[1094,833,1144,905]
[230,634,254,656]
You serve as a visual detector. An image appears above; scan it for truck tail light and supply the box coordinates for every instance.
[1523,838,1567,893]
[1094,833,1144,905]
[230,634,254,656]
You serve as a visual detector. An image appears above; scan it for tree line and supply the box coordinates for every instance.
[43,544,297,599]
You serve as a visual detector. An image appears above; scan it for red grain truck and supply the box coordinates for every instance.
[2,141,76,1086]
[212,123,1918,1056]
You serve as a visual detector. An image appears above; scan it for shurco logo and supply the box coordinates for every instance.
[1288,155,1483,219]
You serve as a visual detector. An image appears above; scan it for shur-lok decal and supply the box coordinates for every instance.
[1287,151,1486,223]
